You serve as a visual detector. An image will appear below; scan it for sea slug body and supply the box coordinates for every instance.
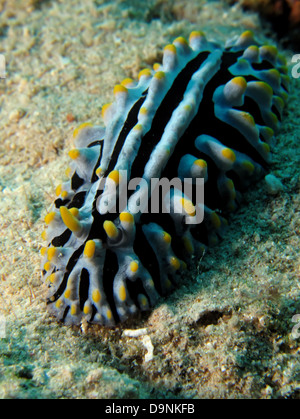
[41,31,289,327]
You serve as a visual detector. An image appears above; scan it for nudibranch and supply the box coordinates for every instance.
[41,31,289,326]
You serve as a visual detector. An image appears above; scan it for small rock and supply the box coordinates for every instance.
[265,174,284,195]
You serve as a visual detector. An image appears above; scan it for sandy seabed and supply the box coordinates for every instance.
[0,0,299,399]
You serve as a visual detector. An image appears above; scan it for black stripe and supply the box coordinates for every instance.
[133,224,162,295]
[129,51,210,182]
[79,268,90,311]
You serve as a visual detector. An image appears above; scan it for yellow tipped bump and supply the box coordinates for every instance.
[262,142,270,154]
[73,122,93,139]
[106,309,112,320]
[49,273,56,283]
[108,170,120,184]
[241,111,255,126]
[70,304,77,316]
[180,198,196,217]
[119,285,127,302]
[60,206,81,233]
[164,44,177,54]
[41,230,47,241]
[211,211,221,229]
[222,148,236,163]
[68,149,80,160]
[174,36,188,47]
[130,261,139,273]
[61,190,68,199]
[47,247,56,261]
[84,303,91,314]
[133,123,143,132]
[40,247,47,256]
[44,211,56,225]
[153,63,161,71]
[139,295,148,307]
[84,240,96,259]
[183,236,194,254]
[120,211,134,224]
[103,220,118,239]
[194,159,207,168]
[113,84,128,95]
[69,207,79,217]
[138,68,152,80]
[55,184,62,197]
[242,160,255,174]
[44,261,51,271]
[154,71,165,80]
[101,102,112,119]
[96,167,103,177]
[240,30,254,41]
[169,256,180,270]
[92,289,101,303]
[55,299,63,308]
[64,288,71,299]
[232,76,247,92]
[121,77,134,87]
[162,231,171,244]
[189,31,205,42]
[139,107,148,116]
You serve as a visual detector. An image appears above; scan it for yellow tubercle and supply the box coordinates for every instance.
[83,303,91,315]
[84,240,96,258]
[210,211,221,229]
[121,77,134,87]
[108,170,120,184]
[153,63,161,71]
[73,122,93,139]
[174,36,188,46]
[44,211,56,225]
[180,197,196,217]
[138,68,152,80]
[169,256,180,270]
[103,220,118,239]
[242,160,255,174]
[69,207,79,217]
[96,167,103,177]
[162,231,171,245]
[130,261,139,273]
[47,247,56,261]
[154,71,165,80]
[120,211,134,224]
[189,31,205,42]
[70,304,77,316]
[222,148,236,163]
[101,102,112,119]
[164,44,177,54]
[68,149,80,160]
[40,247,47,256]
[119,285,126,302]
[55,299,63,308]
[64,288,71,299]
[44,261,51,271]
[92,289,101,303]
[113,84,128,95]
[194,159,207,168]
[232,76,247,91]
[60,206,81,233]
[106,309,112,320]
[55,184,62,197]
[183,236,194,254]
[262,142,271,154]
